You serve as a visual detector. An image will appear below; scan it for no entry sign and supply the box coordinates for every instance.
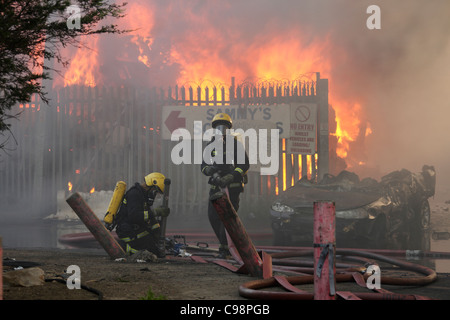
[287,103,317,155]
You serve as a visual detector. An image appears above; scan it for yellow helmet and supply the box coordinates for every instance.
[212,113,232,129]
[144,172,165,192]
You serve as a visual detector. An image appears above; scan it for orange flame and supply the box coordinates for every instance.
[90,187,95,194]
[170,29,332,103]
[68,181,73,192]
[332,102,371,162]
[125,3,154,68]
[56,2,369,173]
[63,36,101,87]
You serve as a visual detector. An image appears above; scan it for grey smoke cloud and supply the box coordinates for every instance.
[62,0,450,190]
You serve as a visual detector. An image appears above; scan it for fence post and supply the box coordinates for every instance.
[211,192,263,278]
[316,72,329,181]
[0,237,2,300]
[66,192,126,259]
[313,201,336,300]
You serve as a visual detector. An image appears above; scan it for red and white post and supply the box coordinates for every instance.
[66,193,126,260]
[0,237,3,300]
[313,201,336,300]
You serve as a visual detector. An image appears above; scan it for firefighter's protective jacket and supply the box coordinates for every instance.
[116,183,160,239]
[201,134,250,192]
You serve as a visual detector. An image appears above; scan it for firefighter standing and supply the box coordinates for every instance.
[115,172,170,258]
[201,113,250,258]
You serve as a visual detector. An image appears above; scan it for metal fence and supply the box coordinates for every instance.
[0,74,328,224]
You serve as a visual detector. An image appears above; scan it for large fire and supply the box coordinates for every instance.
[62,36,100,87]
[333,102,364,159]
[54,1,371,186]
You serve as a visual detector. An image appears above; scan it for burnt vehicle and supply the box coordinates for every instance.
[270,165,436,250]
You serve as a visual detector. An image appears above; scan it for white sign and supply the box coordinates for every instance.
[287,103,317,155]
[162,104,290,140]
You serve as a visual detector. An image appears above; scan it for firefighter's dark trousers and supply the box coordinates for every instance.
[118,227,164,258]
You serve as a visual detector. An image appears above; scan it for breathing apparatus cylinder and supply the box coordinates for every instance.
[103,181,127,226]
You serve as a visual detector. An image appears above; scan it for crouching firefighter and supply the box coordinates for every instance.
[114,172,170,258]
[201,113,250,258]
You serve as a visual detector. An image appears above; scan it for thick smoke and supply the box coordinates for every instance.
[143,0,450,192]
[58,0,450,191]
[324,0,450,195]
[2,0,449,246]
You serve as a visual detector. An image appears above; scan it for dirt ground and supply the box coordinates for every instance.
[4,245,450,305]
[2,248,255,300]
[3,191,450,304]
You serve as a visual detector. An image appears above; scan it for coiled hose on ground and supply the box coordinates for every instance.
[238,248,438,300]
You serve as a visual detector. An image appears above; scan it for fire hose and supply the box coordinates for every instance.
[63,188,442,300]
[205,193,440,299]
[237,248,437,300]
[178,235,439,299]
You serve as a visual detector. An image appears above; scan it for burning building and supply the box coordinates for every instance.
[1,0,449,224]
[51,0,371,179]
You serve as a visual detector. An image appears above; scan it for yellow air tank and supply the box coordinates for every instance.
[103,181,127,227]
